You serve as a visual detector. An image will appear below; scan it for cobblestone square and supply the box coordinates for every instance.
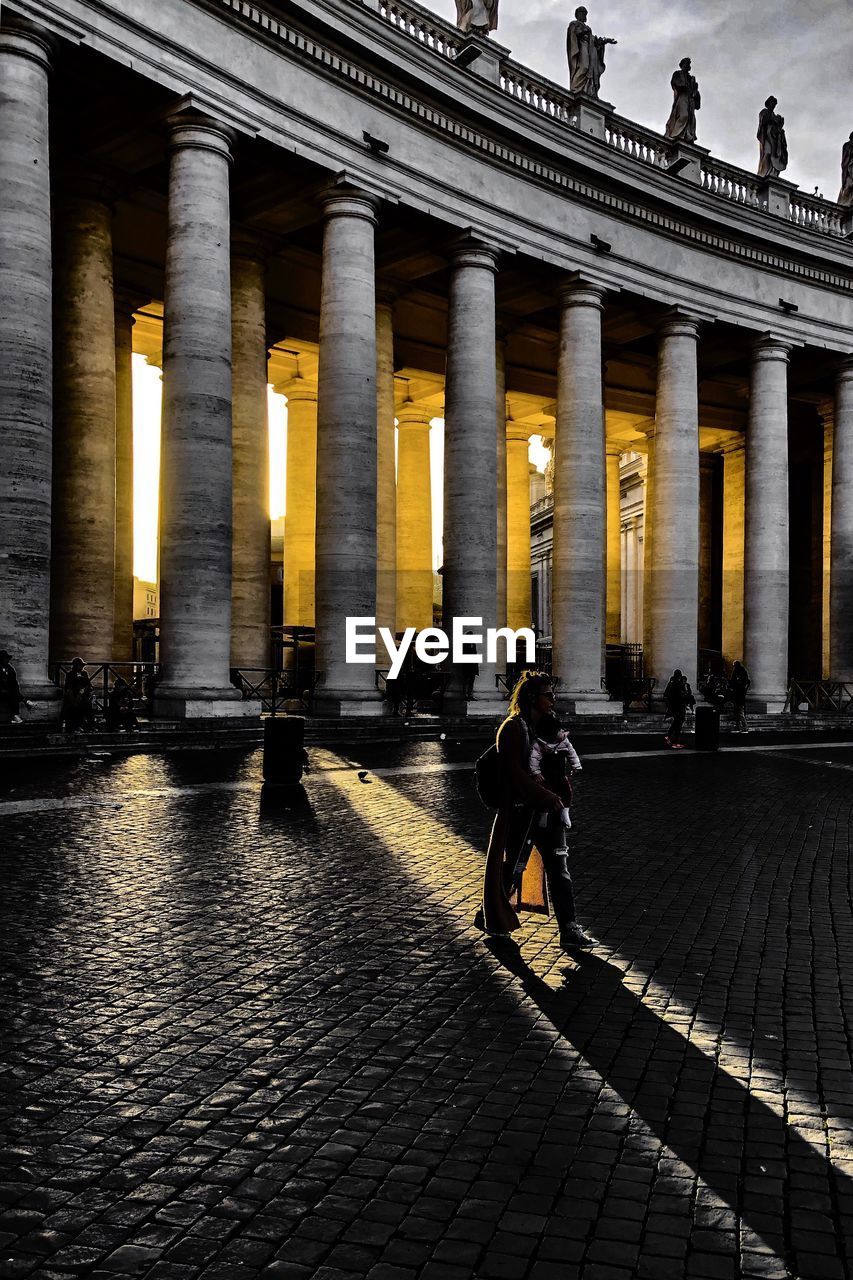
[1,738,853,1280]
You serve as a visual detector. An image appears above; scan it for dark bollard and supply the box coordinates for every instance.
[694,704,720,751]
[263,715,307,785]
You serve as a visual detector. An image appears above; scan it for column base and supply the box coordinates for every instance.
[747,694,788,715]
[19,685,62,723]
[442,695,506,718]
[312,688,388,718]
[557,690,612,717]
[154,685,260,720]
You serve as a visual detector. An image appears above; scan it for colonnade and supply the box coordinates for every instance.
[3,21,853,719]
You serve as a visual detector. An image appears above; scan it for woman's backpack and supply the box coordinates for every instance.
[474,743,502,809]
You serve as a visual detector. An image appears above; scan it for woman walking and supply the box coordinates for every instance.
[476,670,595,952]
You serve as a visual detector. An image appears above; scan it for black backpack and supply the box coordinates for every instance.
[474,743,502,809]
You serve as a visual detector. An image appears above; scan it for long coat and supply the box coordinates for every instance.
[481,715,559,934]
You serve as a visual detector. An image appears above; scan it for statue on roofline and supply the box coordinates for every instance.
[567,6,617,100]
[665,56,701,144]
[757,96,789,179]
[454,0,499,36]
[839,133,853,207]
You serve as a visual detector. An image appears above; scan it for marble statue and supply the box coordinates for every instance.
[839,133,853,207]
[757,97,788,179]
[566,6,617,99]
[664,57,701,144]
[454,0,499,36]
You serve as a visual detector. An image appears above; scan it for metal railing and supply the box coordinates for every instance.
[230,668,315,713]
[50,662,159,720]
[785,679,853,714]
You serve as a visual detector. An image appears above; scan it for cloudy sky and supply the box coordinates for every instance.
[428,0,852,197]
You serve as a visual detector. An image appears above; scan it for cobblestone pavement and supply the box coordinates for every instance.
[1,738,853,1280]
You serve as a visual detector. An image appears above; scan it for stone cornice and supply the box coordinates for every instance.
[21,0,853,345]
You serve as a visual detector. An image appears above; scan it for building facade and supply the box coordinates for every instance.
[1,0,852,717]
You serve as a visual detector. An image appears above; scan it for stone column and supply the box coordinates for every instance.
[606,445,622,644]
[395,404,433,632]
[552,279,609,713]
[506,421,532,631]
[442,239,503,713]
[721,441,745,666]
[625,519,638,645]
[495,335,508,632]
[376,291,397,652]
[698,454,716,652]
[0,23,58,711]
[830,358,853,680]
[230,239,270,670]
[314,187,383,715]
[641,433,655,662]
[743,336,792,711]
[281,379,317,628]
[113,294,137,660]
[156,113,247,718]
[821,407,833,679]
[647,313,701,689]
[51,183,117,662]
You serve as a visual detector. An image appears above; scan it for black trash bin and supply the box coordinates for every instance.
[263,715,306,784]
[694,704,720,751]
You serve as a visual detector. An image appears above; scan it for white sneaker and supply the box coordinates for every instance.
[11,715,22,724]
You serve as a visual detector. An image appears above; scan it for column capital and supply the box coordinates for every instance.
[55,163,121,207]
[396,402,433,429]
[448,234,500,273]
[718,437,746,457]
[113,286,149,319]
[318,183,380,224]
[376,280,399,309]
[836,354,853,384]
[165,108,236,162]
[556,276,607,309]
[231,228,274,264]
[506,421,531,444]
[750,333,793,362]
[0,20,54,67]
[657,309,703,340]
[276,375,317,403]
[606,442,623,458]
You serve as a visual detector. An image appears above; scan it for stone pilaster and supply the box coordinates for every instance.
[743,336,791,710]
[51,181,117,663]
[721,441,746,667]
[113,292,139,661]
[395,404,433,632]
[495,335,508,633]
[230,238,270,670]
[0,24,58,711]
[506,421,532,632]
[375,291,397,652]
[646,313,701,689]
[606,445,622,644]
[442,238,503,714]
[552,278,609,713]
[280,378,317,628]
[313,187,384,715]
[156,112,248,718]
[830,358,853,680]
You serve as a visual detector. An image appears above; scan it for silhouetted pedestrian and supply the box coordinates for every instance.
[729,660,751,733]
[106,677,139,733]
[62,658,95,734]
[663,668,695,749]
[0,651,28,725]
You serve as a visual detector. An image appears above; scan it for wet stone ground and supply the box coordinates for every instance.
[1,736,853,1280]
